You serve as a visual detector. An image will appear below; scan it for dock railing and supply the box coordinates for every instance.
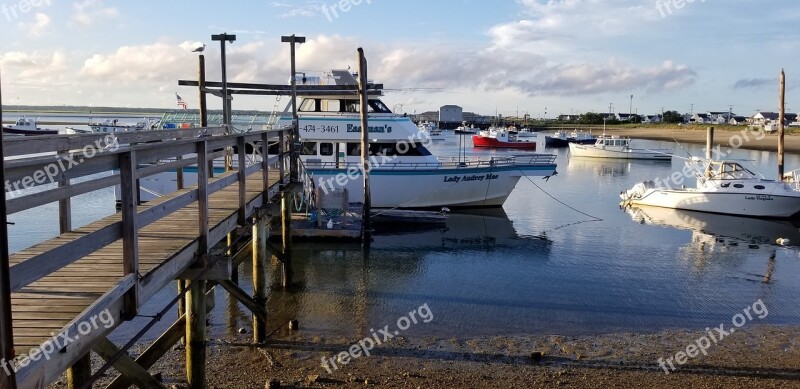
[1,126,291,387]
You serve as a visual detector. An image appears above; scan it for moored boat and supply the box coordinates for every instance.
[544,130,569,147]
[274,70,556,208]
[2,117,59,136]
[454,122,479,134]
[569,135,672,160]
[568,129,596,144]
[472,127,537,149]
[621,157,800,218]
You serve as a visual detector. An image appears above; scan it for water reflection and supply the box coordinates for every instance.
[262,209,552,338]
[626,205,800,276]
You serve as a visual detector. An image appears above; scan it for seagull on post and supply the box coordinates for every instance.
[192,43,206,53]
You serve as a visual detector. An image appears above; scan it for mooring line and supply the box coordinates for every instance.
[519,170,603,234]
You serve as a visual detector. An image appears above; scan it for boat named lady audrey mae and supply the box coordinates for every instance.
[274,70,557,208]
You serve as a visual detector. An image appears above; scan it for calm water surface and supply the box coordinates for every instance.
[7,130,800,341]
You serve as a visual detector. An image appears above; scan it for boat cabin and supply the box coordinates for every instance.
[596,136,630,147]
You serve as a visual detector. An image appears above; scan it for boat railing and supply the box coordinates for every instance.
[782,168,800,190]
[303,154,557,170]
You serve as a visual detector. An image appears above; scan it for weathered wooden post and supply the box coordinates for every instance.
[357,48,372,242]
[186,139,210,388]
[0,67,18,389]
[281,35,306,183]
[261,131,270,204]
[66,356,92,389]
[252,217,268,343]
[779,69,786,179]
[280,190,293,288]
[120,151,140,320]
[278,130,286,182]
[58,151,72,233]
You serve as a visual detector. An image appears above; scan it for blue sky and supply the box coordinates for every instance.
[1,0,799,118]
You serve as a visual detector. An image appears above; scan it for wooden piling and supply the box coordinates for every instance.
[252,218,268,343]
[0,67,18,389]
[185,279,207,389]
[66,353,92,389]
[779,69,786,179]
[705,127,714,161]
[280,191,293,288]
[58,149,72,233]
[228,230,239,284]
[357,48,372,241]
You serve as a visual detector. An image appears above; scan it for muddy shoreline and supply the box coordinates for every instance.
[48,325,800,388]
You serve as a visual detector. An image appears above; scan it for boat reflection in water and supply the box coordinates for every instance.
[256,209,551,339]
[567,158,632,177]
[627,205,800,246]
[626,205,799,277]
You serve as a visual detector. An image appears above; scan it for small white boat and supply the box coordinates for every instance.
[568,135,672,160]
[90,118,159,133]
[621,158,800,218]
[516,127,537,138]
[417,121,445,140]
[3,117,90,136]
[454,122,478,134]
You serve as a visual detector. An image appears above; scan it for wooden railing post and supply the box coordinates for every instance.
[119,150,139,319]
[261,132,270,203]
[186,139,209,389]
[0,66,18,389]
[278,130,286,183]
[237,135,247,225]
[58,149,72,233]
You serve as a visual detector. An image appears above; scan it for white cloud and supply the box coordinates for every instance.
[81,42,195,83]
[0,50,67,83]
[73,0,119,26]
[20,13,52,37]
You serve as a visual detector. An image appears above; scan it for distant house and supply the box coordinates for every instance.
[642,115,661,124]
[615,113,634,122]
[708,111,735,124]
[729,116,748,125]
[752,112,779,126]
[557,114,580,122]
[691,113,711,124]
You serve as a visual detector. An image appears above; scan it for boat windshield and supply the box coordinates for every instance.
[298,98,393,114]
[707,161,757,180]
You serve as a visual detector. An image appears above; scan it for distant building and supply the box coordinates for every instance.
[557,114,580,122]
[752,112,798,126]
[463,111,491,124]
[691,113,711,124]
[729,116,748,125]
[439,105,463,123]
[642,115,661,124]
[415,111,439,123]
[709,111,735,124]
[615,113,634,122]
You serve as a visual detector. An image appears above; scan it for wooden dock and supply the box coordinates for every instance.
[0,127,292,388]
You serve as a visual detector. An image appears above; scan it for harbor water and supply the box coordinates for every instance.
[6,129,800,343]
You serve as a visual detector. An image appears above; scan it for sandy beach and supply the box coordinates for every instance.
[588,125,800,154]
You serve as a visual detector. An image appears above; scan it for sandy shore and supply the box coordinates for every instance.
[590,126,800,154]
[48,325,800,388]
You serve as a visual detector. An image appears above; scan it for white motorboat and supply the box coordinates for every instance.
[454,122,478,134]
[568,135,672,160]
[417,121,445,140]
[3,117,90,136]
[90,118,159,133]
[621,157,800,218]
[516,127,537,138]
[275,70,558,208]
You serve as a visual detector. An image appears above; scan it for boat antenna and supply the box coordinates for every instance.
[672,137,694,160]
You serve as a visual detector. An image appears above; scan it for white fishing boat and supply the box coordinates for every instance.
[90,118,159,133]
[275,70,558,208]
[621,157,800,218]
[568,135,672,160]
[516,127,537,138]
[417,121,445,140]
[454,122,478,134]
[3,117,90,136]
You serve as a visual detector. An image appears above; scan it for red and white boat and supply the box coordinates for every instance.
[472,127,537,149]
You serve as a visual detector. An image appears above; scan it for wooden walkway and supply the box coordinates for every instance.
[10,170,281,351]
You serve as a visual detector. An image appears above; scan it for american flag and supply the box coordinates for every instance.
[176,93,188,110]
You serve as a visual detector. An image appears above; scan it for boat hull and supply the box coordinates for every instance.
[626,189,800,218]
[2,127,58,136]
[472,135,537,149]
[568,143,671,160]
[309,165,556,208]
[544,136,569,147]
